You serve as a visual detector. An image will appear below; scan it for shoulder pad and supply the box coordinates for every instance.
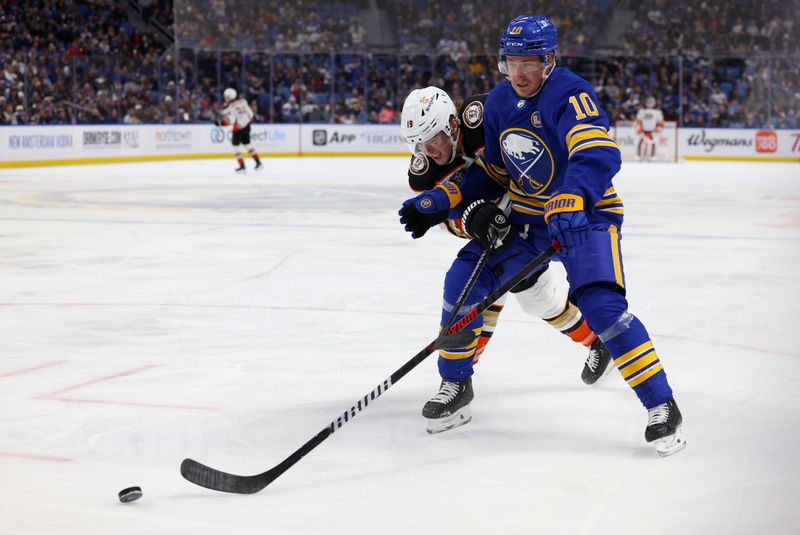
[408,153,468,192]
[458,94,488,158]
[459,94,487,130]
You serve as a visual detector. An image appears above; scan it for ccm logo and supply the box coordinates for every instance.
[755,130,777,153]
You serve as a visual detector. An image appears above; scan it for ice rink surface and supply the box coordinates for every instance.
[0,156,798,534]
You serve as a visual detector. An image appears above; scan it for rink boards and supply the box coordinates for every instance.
[1,123,798,167]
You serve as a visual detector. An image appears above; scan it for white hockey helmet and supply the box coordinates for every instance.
[400,86,458,162]
[223,87,237,102]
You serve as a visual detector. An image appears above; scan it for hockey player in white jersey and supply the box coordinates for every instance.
[635,97,665,161]
[217,88,263,173]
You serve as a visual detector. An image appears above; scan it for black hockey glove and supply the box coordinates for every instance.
[462,199,511,249]
[399,187,451,239]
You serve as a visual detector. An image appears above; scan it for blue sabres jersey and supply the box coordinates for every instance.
[462,68,624,228]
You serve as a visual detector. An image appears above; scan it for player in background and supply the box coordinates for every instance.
[398,16,685,456]
[216,88,263,173]
[400,86,614,384]
[634,96,665,161]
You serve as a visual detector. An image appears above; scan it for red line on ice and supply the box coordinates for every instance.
[0,452,73,463]
[49,397,215,411]
[0,359,69,379]
[37,364,162,398]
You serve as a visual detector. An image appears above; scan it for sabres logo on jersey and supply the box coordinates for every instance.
[499,128,554,194]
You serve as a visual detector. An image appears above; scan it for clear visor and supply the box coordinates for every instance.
[500,56,547,76]
[413,130,453,157]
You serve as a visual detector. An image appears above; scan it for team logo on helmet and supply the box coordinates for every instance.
[499,129,554,195]
[410,153,429,176]
[510,26,523,35]
[463,101,484,129]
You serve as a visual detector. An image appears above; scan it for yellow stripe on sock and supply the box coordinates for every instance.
[628,363,663,387]
[613,340,653,367]
[619,350,658,379]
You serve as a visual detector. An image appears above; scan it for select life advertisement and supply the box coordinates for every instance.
[0,124,301,166]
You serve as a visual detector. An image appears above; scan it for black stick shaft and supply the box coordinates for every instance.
[440,239,494,333]
[181,242,559,494]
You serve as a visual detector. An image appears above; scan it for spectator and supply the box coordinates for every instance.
[378,101,398,123]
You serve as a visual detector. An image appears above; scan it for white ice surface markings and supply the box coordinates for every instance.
[0,158,798,535]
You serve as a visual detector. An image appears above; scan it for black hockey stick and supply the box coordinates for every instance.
[432,234,496,349]
[180,241,560,494]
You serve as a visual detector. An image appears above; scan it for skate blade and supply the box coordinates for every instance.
[655,424,687,457]
[425,406,472,434]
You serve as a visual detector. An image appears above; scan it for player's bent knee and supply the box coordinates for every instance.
[573,283,628,336]
[511,266,567,319]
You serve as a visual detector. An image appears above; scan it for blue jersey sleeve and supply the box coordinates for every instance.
[457,158,506,210]
[552,79,621,208]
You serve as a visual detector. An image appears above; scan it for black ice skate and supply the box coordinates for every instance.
[422,377,474,434]
[645,398,686,457]
[254,160,263,172]
[581,338,614,385]
[235,164,246,173]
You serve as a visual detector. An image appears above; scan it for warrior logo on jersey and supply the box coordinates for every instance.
[410,153,429,175]
[499,128,554,194]
[463,101,483,129]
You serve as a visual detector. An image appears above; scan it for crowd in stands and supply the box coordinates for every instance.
[389,0,611,57]
[620,0,799,56]
[1,0,797,128]
[174,0,369,52]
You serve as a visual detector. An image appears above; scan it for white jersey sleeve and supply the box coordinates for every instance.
[636,108,664,132]
[222,98,255,129]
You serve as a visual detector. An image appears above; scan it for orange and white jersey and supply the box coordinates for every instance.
[221,98,254,130]
[635,107,664,133]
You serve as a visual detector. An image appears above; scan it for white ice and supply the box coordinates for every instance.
[0,157,798,535]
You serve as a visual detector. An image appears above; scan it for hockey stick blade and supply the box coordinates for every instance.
[181,458,281,494]
[180,242,559,494]
[181,458,270,494]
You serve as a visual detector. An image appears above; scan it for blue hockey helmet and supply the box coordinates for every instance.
[498,16,558,75]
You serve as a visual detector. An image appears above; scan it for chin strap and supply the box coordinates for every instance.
[445,123,460,165]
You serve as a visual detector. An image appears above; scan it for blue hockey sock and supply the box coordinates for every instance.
[575,284,673,409]
[601,314,673,408]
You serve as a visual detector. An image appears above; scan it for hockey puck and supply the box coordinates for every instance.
[118,486,142,503]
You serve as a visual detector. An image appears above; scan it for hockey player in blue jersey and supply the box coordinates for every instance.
[399,86,614,379]
[399,16,685,456]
